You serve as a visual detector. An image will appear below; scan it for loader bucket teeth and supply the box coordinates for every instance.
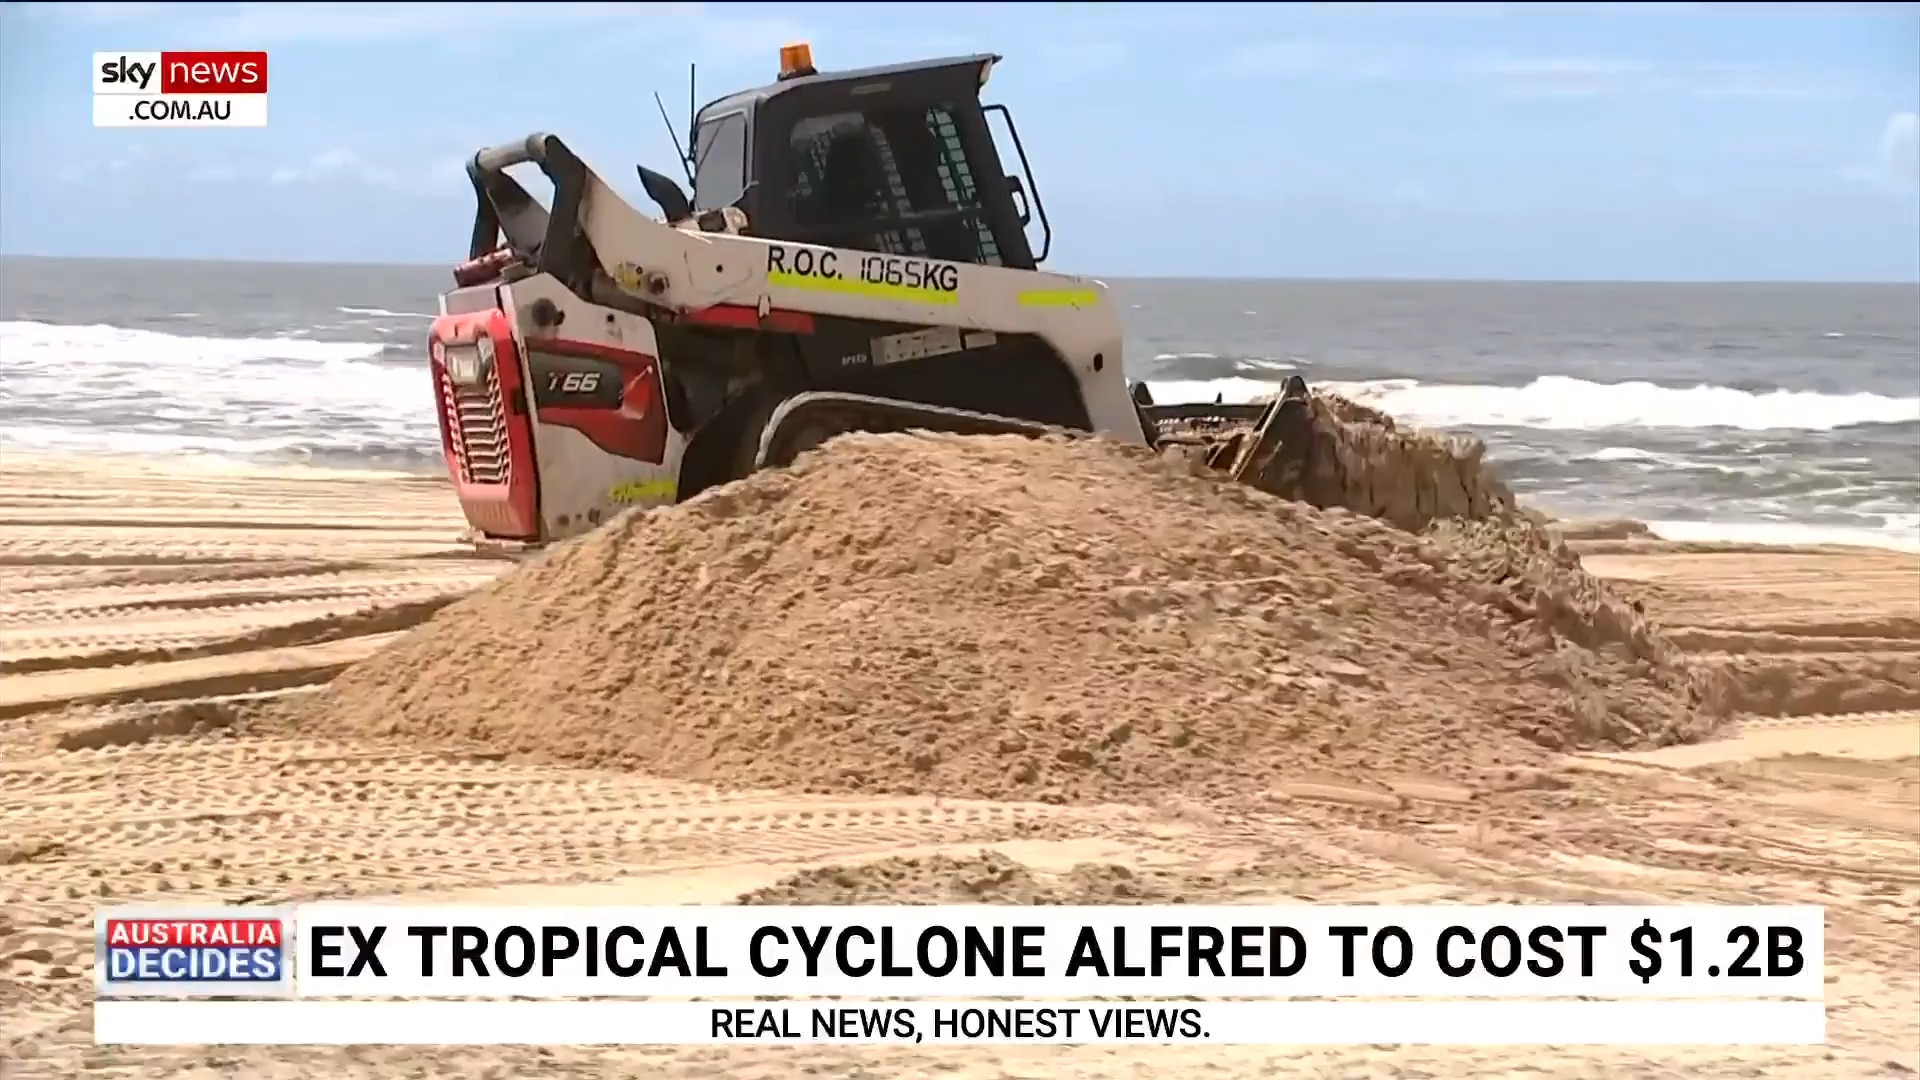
[1220,379,1316,486]
[1260,393,1317,488]
[1205,432,1247,471]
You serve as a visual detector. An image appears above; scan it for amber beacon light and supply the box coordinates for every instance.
[778,41,816,79]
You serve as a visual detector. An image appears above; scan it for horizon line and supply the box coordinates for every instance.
[0,251,1914,288]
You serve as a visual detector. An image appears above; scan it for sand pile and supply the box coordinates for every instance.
[295,432,1718,803]
[736,852,1195,906]
[1192,391,1521,533]
[1706,652,1920,718]
[1274,393,1518,532]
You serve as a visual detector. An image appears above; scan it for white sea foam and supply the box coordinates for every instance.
[1137,374,1919,432]
[0,320,436,459]
[1135,377,1285,406]
[336,305,435,319]
[1586,446,1661,462]
[1647,517,1920,554]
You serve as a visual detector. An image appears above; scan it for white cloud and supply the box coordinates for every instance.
[1462,56,1654,79]
[1308,2,1914,12]
[14,2,706,44]
[1674,61,1859,102]
[54,143,152,182]
[47,141,485,195]
[1465,54,1857,100]
[8,2,175,22]
[1389,180,1431,206]
[576,13,814,64]
[1839,112,1920,195]
[427,154,469,186]
[1879,111,1919,190]
[1028,41,1128,84]
[1218,40,1331,79]
[1217,40,1859,101]
[204,147,445,194]
[269,149,351,185]
[1217,39,1424,82]
[307,148,357,171]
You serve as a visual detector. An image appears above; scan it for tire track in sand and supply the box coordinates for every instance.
[1,565,498,619]
[0,572,505,675]
[1587,547,1920,725]
[0,454,508,710]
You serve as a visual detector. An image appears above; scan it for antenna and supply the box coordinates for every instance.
[686,62,698,170]
[653,90,693,188]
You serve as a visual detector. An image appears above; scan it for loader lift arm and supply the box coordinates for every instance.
[462,133,617,297]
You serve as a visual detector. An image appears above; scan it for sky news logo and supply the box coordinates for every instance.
[93,51,269,129]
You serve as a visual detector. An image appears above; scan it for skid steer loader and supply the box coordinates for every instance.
[429,43,1312,548]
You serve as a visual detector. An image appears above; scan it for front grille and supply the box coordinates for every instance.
[439,364,510,486]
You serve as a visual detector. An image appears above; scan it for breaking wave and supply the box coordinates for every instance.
[1140,373,1919,432]
[0,320,437,462]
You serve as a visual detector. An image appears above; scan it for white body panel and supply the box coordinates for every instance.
[571,164,1147,445]
[526,423,682,539]
[505,276,689,542]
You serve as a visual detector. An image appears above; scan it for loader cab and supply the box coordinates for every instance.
[685,46,1049,270]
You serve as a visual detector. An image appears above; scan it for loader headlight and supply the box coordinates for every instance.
[445,343,485,387]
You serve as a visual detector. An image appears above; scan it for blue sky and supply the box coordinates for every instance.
[1,1,1915,280]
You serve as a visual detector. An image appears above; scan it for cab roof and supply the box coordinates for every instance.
[693,53,1002,124]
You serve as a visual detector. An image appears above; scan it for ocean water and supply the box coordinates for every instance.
[2,255,1915,550]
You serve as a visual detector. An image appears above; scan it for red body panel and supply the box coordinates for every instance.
[526,336,669,465]
[428,310,540,540]
[683,304,815,335]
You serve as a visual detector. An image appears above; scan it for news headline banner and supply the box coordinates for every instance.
[95,903,1825,1001]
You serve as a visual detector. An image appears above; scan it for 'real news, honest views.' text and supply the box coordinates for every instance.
[93,51,269,128]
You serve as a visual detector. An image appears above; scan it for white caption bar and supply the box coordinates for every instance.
[94,95,267,129]
[95,999,1828,1047]
[291,903,1825,999]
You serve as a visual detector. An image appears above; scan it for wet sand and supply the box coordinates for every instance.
[3,451,1916,1079]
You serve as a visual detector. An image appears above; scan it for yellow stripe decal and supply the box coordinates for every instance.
[1017,289,1101,308]
[768,271,959,305]
[608,478,677,503]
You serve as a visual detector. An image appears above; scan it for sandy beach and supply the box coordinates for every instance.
[3,449,1916,1080]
